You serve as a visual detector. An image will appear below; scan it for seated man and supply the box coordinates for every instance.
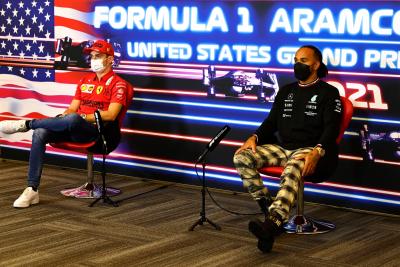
[233,45,342,252]
[0,40,133,208]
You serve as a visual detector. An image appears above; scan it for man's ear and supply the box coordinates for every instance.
[313,61,321,72]
[107,56,114,65]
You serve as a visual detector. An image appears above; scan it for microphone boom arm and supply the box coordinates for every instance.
[196,125,231,163]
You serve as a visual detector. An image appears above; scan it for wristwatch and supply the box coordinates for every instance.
[251,134,259,144]
[314,144,325,157]
[80,113,87,120]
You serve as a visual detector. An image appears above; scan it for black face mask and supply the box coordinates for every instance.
[294,62,312,81]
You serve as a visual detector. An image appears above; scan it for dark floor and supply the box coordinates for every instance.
[0,159,399,266]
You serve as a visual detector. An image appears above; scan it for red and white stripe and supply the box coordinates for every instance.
[54,0,101,42]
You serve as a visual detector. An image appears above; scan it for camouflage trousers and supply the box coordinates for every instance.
[233,144,313,221]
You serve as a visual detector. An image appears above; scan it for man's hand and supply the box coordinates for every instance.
[294,149,321,177]
[235,135,257,155]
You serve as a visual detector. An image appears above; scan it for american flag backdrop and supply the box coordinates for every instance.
[0,0,99,144]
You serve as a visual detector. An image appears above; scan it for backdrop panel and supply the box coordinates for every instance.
[0,0,399,214]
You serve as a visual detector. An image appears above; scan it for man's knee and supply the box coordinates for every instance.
[32,128,50,143]
[233,152,242,166]
[65,113,81,122]
[65,113,82,130]
[233,149,258,172]
[233,150,255,168]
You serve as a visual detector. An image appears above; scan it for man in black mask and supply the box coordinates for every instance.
[233,45,342,252]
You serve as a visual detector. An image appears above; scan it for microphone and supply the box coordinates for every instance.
[94,110,107,152]
[94,110,104,134]
[196,125,231,163]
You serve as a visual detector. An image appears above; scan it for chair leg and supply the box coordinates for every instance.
[87,153,94,185]
[283,179,335,234]
[60,153,121,198]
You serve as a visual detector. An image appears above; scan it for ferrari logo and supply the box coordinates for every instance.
[96,86,104,94]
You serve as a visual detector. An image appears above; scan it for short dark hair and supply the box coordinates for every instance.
[300,45,328,78]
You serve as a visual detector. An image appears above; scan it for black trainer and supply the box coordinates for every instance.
[257,237,274,253]
[248,212,284,253]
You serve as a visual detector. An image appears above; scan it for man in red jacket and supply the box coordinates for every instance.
[0,40,133,208]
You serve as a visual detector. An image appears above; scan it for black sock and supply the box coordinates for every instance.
[31,186,38,192]
[25,120,31,130]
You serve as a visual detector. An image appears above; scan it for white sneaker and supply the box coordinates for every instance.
[13,187,39,208]
[0,120,28,134]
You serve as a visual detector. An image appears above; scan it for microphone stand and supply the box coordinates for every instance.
[89,148,118,207]
[90,113,118,207]
[188,158,221,231]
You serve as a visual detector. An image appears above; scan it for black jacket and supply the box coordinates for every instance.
[255,80,342,182]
